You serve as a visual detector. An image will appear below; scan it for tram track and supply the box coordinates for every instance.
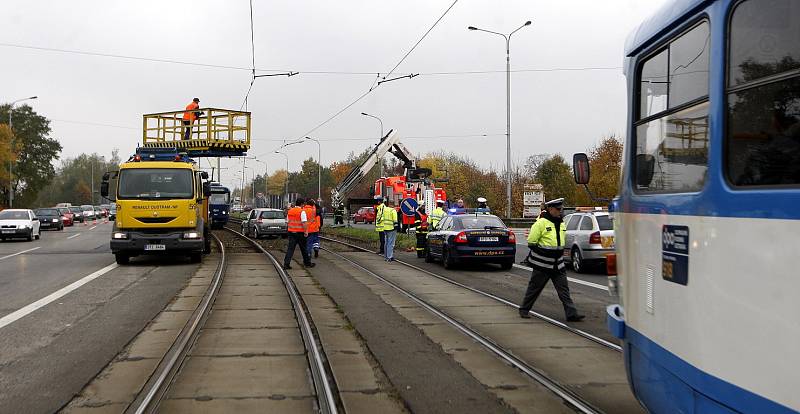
[123,229,340,414]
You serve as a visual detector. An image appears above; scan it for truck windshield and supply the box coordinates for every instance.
[209,193,229,204]
[118,169,194,199]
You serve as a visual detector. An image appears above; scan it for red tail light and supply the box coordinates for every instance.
[507,231,516,244]
[454,231,468,243]
[590,231,601,244]
[606,253,617,275]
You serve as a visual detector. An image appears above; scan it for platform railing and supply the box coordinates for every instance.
[142,108,251,147]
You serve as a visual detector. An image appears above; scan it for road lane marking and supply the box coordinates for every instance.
[0,247,41,261]
[89,225,97,230]
[512,263,609,291]
[67,233,81,239]
[0,263,119,330]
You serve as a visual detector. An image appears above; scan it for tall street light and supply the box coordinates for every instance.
[274,151,289,207]
[361,112,384,178]
[7,96,37,208]
[468,20,531,218]
[304,136,321,202]
[252,159,268,207]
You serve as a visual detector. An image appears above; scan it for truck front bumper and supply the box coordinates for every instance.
[110,230,204,255]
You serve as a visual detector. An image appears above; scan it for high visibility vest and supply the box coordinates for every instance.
[526,216,566,271]
[305,205,319,232]
[287,207,305,233]
[429,207,445,229]
[374,204,385,232]
[183,102,199,121]
[382,206,398,231]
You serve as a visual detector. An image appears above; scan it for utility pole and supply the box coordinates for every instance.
[305,136,322,201]
[468,21,531,218]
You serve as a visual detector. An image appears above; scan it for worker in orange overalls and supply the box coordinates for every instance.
[182,97,201,140]
[283,197,314,269]
[305,199,321,258]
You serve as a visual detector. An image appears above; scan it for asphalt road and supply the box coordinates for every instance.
[0,220,199,413]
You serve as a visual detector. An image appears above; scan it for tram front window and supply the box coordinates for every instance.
[209,193,230,204]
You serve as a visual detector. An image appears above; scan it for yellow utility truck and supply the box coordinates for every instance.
[101,148,211,264]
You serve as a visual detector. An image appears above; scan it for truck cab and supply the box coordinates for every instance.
[101,148,211,264]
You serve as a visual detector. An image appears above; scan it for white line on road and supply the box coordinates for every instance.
[512,263,609,291]
[89,225,97,230]
[0,263,119,330]
[0,247,41,261]
[67,233,81,239]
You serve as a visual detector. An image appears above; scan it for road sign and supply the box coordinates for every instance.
[400,198,419,216]
[523,184,544,218]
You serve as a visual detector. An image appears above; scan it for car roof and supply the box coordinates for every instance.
[254,208,282,212]
[1,209,30,212]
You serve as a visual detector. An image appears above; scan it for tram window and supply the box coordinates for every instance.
[635,102,709,192]
[727,0,800,187]
[669,22,710,108]
[729,0,800,87]
[640,49,668,118]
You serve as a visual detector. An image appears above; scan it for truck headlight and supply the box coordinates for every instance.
[183,231,201,239]
[113,232,129,239]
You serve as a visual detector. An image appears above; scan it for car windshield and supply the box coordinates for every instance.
[209,193,229,204]
[36,208,59,216]
[456,215,506,230]
[596,215,613,230]
[58,208,70,214]
[81,205,93,211]
[118,169,194,199]
[260,211,284,219]
[0,210,29,220]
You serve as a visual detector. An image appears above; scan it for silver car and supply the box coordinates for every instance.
[241,208,288,238]
[563,211,615,273]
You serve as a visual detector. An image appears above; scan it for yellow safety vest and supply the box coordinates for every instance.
[429,207,445,229]
[375,204,385,232]
[382,206,398,231]
[526,216,567,271]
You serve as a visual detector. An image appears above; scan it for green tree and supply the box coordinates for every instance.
[0,104,62,207]
[535,154,578,206]
[34,151,121,206]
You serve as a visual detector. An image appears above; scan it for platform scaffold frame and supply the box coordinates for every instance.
[142,108,251,157]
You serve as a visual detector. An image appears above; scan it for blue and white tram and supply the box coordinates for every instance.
[579,0,799,412]
[208,183,231,229]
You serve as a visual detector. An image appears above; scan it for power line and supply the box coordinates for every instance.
[252,133,505,142]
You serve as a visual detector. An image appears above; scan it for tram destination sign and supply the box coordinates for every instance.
[662,225,689,286]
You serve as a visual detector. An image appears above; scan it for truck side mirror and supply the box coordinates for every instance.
[100,171,113,200]
[203,182,211,197]
[635,154,656,187]
[573,153,590,184]
[201,171,209,180]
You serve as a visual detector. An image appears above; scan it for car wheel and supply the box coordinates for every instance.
[424,247,434,263]
[443,246,456,269]
[500,260,513,270]
[253,227,260,239]
[26,230,33,241]
[115,253,130,265]
[572,248,584,273]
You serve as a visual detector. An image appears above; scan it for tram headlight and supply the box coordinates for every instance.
[112,232,129,239]
[182,231,201,239]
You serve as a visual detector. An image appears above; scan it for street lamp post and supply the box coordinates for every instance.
[304,136,321,201]
[468,21,531,219]
[252,159,268,207]
[361,112,384,178]
[274,151,289,207]
[7,96,37,208]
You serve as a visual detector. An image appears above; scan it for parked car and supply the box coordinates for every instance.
[241,208,288,238]
[563,210,615,273]
[0,209,41,241]
[80,204,96,221]
[56,207,74,226]
[352,207,376,224]
[425,214,516,270]
[69,207,85,223]
[34,208,65,231]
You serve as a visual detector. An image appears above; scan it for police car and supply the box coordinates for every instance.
[424,213,516,270]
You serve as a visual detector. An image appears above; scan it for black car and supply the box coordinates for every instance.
[425,214,516,269]
[34,208,64,231]
[69,207,85,223]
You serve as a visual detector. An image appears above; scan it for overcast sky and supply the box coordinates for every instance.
[1,0,669,191]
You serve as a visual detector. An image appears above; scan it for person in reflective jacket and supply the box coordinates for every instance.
[518,198,585,322]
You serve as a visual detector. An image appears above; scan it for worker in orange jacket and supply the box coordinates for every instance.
[305,199,322,258]
[182,97,202,140]
[283,197,314,269]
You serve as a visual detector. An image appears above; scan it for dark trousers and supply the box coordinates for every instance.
[378,230,385,253]
[519,267,578,318]
[183,120,192,140]
[284,232,311,266]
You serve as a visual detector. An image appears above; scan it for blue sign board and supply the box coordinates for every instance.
[400,198,419,216]
[662,225,689,285]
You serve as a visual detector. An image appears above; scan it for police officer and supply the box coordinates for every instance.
[476,197,490,213]
[429,199,446,230]
[518,198,585,322]
[375,197,386,255]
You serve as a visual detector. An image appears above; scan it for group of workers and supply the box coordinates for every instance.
[282,197,322,270]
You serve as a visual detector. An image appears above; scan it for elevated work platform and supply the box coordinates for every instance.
[141,108,251,157]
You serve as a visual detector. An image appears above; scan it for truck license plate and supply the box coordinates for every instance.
[479,237,498,242]
[144,244,166,251]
